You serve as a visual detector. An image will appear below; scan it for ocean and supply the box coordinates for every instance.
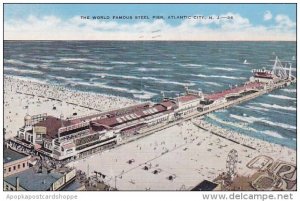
[4,41,297,149]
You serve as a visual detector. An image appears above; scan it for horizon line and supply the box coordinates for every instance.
[4,39,296,42]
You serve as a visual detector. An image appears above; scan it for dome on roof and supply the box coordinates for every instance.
[24,114,32,121]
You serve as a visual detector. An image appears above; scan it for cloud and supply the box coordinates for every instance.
[275,14,296,29]
[264,10,272,21]
[4,12,296,41]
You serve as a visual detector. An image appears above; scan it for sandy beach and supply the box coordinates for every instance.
[68,119,296,190]
[4,76,138,139]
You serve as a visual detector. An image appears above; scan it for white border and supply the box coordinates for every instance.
[0,1,298,201]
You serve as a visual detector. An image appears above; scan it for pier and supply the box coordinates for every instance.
[6,56,296,162]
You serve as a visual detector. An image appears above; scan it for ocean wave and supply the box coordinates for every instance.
[78,65,113,71]
[143,76,195,86]
[263,130,284,139]
[110,61,137,65]
[255,103,296,111]
[4,59,38,68]
[133,91,157,99]
[59,58,90,62]
[245,105,270,112]
[281,88,296,93]
[246,104,295,117]
[196,73,246,80]
[4,67,43,75]
[207,113,257,132]
[211,67,239,71]
[76,81,141,94]
[93,73,194,86]
[178,63,204,68]
[137,67,168,72]
[204,82,222,86]
[267,94,296,101]
[47,75,82,83]
[78,49,90,53]
[94,73,140,80]
[141,61,162,65]
[223,58,239,61]
[230,114,296,130]
[4,59,27,65]
[47,75,69,81]
[50,67,85,72]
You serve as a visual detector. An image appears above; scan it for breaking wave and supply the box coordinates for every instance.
[178,63,204,68]
[267,94,296,101]
[211,67,239,71]
[133,91,157,100]
[204,82,222,86]
[4,59,38,68]
[281,88,296,93]
[255,103,296,111]
[59,58,90,62]
[230,114,296,130]
[4,67,43,75]
[137,67,168,72]
[94,73,140,80]
[143,77,195,86]
[196,74,246,80]
[109,61,137,65]
[75,81,141,94]
[207,113,257,132]
[50,66,87,72]
[263,130,284,139]
[78,65,113,71]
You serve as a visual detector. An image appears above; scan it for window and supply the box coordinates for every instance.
[18,164,20,169]
[10,187,13,191]
[23,163,25,168]
[8,167,11,172]
[13,166,16,171]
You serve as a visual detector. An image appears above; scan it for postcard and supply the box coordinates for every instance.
[3,3,297,193]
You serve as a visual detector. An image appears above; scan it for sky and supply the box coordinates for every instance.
[4,4,297,41]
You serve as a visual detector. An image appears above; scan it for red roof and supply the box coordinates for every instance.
[34,116,65,139]
[32,99,177,139]
[205,82,264,101]
[254,72,274,79]
[159,100,177,109]
[178,95,199,103]
[92,104,169,128]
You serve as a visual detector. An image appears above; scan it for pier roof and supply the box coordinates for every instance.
[178,94,199,103]
[205,82,264,101]
[92,104,169,127]
[34,116,65,139]
[158,100,177,109]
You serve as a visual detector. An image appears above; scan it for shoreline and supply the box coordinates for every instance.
[192,119,296,158]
